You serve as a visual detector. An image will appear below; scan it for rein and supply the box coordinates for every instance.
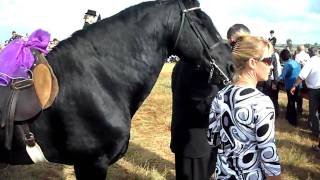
[174,0,231,85]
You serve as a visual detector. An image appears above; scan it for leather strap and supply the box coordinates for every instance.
[19,124,36,147]
[5,89,19,150]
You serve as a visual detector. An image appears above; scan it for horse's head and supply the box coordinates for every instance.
[168,0,234,85]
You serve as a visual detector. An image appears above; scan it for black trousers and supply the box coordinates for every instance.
[269,85,280,116]
[308,88,320,137]
[286,89,302,126]
[257,81,280,116]
[175,149,217,180]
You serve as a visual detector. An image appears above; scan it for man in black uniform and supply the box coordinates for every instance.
[268,30,277,47]
[83,9,97,29]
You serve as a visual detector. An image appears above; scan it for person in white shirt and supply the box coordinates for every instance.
[291,47,320,150]
[295,45,310,67]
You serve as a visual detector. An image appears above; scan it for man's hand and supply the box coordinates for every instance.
[290,86,296,95]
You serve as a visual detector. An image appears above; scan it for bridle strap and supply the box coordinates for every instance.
[173,4,200,49]
[174,0,231,85]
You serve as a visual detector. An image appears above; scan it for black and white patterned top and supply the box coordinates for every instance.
[207,84,281,180]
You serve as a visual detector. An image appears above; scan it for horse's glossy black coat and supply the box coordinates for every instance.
[0,0,233,179]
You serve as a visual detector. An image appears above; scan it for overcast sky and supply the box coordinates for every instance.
[0,0,320,45]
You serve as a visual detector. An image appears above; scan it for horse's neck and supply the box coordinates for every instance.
[105,8,172,115]
[48,5,172,116]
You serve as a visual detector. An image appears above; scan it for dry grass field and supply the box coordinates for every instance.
[1,63,320,180]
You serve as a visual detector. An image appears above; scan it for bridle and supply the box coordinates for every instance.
[173,0,231,85]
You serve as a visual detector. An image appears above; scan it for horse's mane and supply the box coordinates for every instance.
[197,11,222,42]
[49,1,155,54]
[48,0,206,57]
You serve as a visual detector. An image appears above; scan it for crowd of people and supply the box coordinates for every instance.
[0,30,60,53]
[171,23,320,180]
[0,9,102,53]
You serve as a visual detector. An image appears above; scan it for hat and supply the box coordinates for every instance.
[85,9,97,17]
[270,30,274,34]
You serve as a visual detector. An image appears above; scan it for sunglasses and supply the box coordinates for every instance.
[255,57,272,66]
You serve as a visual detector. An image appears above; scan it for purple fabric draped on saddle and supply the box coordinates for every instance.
[0,29,50,86]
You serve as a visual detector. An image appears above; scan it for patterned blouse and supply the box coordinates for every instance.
[207,85,281,180]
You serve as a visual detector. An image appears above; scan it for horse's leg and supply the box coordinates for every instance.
[74,155,109,180]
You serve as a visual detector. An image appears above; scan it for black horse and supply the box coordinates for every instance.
[0,0,234,179]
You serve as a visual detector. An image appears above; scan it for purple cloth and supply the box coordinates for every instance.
[0,29,50,86]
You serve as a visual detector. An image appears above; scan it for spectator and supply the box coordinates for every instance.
[48,38,59,51]
[22,33,29,41]
[295,44,310,67]
[83,9,98,29]
[279,49,302,126]
[8,31,22,43]
[286,39,294,56]
[290,47,320,139]
[227,23,251,49]
[208,35,281,180]
[268,30,277,47]
[294,45,310,114]
[269,48,282,116]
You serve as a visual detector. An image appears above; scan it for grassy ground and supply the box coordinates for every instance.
[1,63,320,179]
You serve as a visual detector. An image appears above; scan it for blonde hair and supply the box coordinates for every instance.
[297,45,305,52]
[232,35,273,81]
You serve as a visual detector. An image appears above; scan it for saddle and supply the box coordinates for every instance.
[0,49,59,150]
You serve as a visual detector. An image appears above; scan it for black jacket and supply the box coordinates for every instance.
[171,61,219,158]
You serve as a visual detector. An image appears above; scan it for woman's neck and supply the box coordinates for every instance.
[234,72,258,87]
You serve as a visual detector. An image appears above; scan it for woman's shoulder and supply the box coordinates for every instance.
[218,84,266,102]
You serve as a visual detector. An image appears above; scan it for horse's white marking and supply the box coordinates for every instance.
[26,143,48,163]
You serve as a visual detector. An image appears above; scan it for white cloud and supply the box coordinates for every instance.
[1,0,320,44]
[201,0,320,44]
[0,0,145,42]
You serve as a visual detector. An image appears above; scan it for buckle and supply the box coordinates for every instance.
[11,79,34,90]
[25,132,36,147]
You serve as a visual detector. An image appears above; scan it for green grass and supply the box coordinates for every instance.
[1,63,320,179]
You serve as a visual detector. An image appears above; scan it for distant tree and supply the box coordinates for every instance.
[314,42,318,47]
[304,44,311,49]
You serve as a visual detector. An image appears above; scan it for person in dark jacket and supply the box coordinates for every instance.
[83,9,97,29]
[170,24,250,180]
[268,30,277,47]
[8,31,22,43]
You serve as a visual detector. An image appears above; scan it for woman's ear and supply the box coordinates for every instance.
[248,58,257,69]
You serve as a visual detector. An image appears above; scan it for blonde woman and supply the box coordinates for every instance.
[208,35,281,180]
